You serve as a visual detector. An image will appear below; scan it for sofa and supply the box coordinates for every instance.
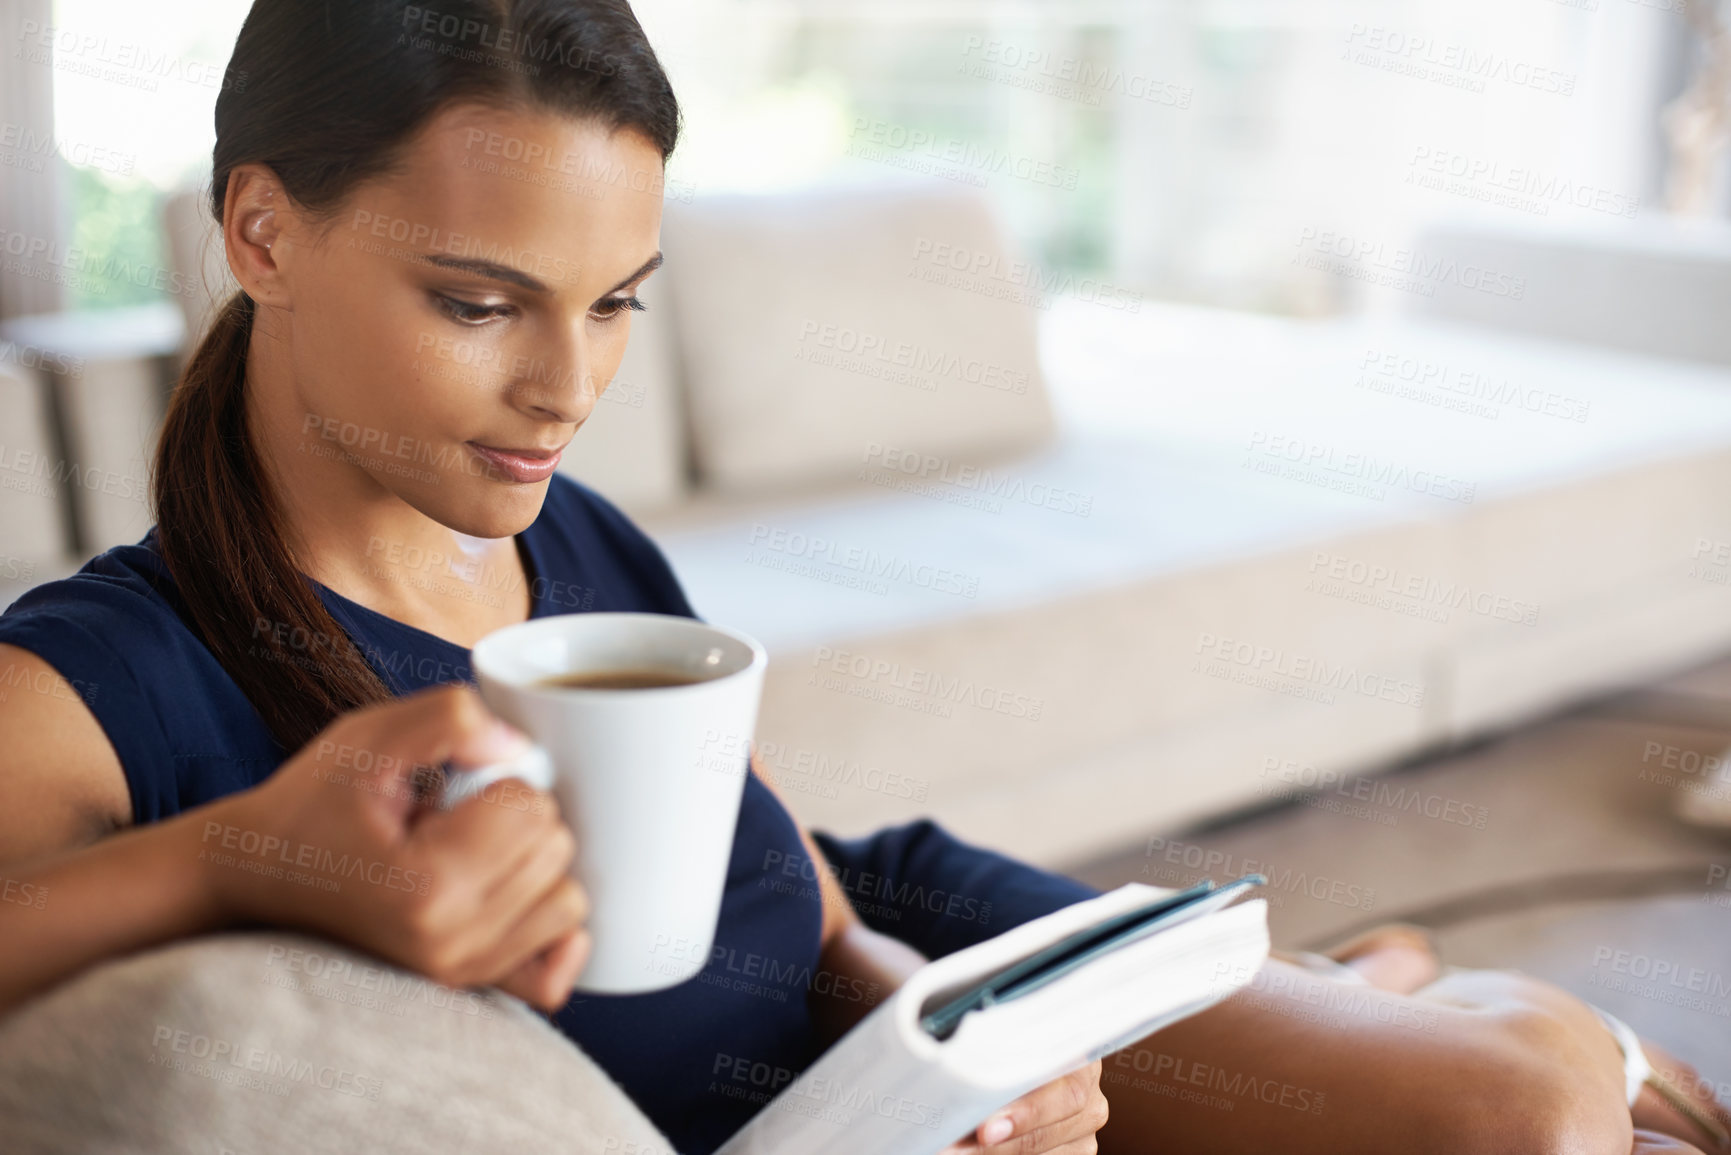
[5,184,1731,872]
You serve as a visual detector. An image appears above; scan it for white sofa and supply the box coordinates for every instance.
[6,185,1731,872]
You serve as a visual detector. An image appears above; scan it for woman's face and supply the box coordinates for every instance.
[252,101,666,540]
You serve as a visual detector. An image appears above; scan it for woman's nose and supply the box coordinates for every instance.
[510,349,597,426]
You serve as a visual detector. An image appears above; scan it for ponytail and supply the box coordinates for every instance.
[152,292,391,752]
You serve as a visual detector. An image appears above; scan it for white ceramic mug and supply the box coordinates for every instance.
[444,612,768,995]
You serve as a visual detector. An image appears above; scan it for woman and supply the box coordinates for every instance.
[0,2,1722,1153]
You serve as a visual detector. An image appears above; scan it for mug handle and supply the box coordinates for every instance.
[437,745,556,811]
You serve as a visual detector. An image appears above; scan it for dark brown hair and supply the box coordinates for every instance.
[152,0,679,753]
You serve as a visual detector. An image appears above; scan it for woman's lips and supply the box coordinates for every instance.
[467,442,564,484]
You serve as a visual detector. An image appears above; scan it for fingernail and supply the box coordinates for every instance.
[981,1115,1013,1144]
[485,717,532,755]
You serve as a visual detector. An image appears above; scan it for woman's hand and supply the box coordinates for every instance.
[942,1061,1109,1153]
[199,684,590,1011]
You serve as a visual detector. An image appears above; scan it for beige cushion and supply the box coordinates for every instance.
[555,274,690,514]
[0,933,675,1155]
[661,185,1055,493]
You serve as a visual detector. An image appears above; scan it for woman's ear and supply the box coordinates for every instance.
[222,164,295,309]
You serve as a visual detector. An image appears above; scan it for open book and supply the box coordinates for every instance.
[714,879,1270,1155]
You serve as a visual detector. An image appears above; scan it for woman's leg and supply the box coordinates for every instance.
[1096,957,1637,1155]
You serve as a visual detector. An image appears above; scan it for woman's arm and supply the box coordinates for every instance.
[0,645,132,862]
[750,757,1109,1153]
[0,667,591,1016]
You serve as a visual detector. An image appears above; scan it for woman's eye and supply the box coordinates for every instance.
[433,293,514,325]
[590,296,647,322]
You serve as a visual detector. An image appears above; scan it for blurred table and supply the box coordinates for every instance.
[0,302,184,557]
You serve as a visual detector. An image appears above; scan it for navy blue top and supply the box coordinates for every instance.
[0,475,1096,1154]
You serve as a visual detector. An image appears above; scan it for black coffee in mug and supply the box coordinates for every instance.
[535,668,715,691]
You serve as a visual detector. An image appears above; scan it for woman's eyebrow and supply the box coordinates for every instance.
[606,252,664,294]
[419,251,663,296]
[423,254,552,293]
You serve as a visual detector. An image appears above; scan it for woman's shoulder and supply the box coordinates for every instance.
[530,475,697,618]
[1,537,194,652]
[0,536,280,821]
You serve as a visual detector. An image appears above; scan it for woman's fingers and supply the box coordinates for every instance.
[943,1062,1108,1152]
[256,687,591,998]
[337,684,533,826]
[495,929,594,1012]
[461,875,591,989]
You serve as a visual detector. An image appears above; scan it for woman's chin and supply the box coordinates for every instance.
[400,480,550,542]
